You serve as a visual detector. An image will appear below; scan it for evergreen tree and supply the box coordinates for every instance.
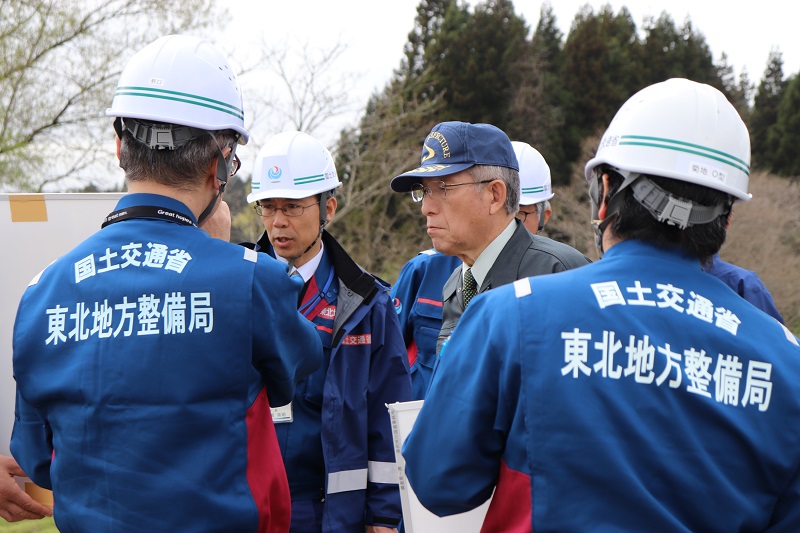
[424,0,528,126]
[767,73,800,177]
[673,19,720,88]
[637,12,682,87]
[560,5,639,162]
[402,0,455,94]
[751,49,787,169]
[637,13,720,90]
[506,2,572,184]
[716,52,752,117]
[735,68,754,123]
[531,2,563,71]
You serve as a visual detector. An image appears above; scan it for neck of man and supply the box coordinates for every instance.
[457,212,515,266]
[288,239,323,270]
[601,224,624,254]
[126,178,214,220]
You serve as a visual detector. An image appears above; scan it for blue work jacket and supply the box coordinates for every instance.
[254,230,412,532]
[404,239,800,532]
[703,253,784,323]
[12,193,321,533]
[390,249,461,399]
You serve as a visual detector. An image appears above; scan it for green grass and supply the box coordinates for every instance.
[0,518,58,532]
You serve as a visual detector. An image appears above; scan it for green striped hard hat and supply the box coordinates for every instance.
[106,34,248,144]
[247,131,341,203]
[585,78,750,201]
[512,141,553,205]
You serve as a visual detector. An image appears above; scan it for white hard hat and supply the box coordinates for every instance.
[106,34,249,144]
[584,78,750,201]
[247,131,342,203]
[512,141,553,205]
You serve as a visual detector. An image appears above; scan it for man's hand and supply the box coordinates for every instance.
[200,199,232,242]
[366,527,398,533]
[0,455,52,522]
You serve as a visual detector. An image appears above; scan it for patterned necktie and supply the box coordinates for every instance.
[463,268,478,308]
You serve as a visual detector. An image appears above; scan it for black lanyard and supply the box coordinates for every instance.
[102,205,196,228]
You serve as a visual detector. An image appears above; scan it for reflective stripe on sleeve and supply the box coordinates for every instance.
[327,468,368,494]
[368,460,399,485]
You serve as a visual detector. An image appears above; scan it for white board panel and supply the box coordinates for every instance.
[388,400,491,533]
[0,193,123,457]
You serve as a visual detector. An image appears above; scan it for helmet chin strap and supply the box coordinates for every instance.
[115,117,237,228]
[589,167,732,257]
[589,174,610,257]
[286,222,326,273]
[197,133,237,227]
[590,169,637,257]
[285,192,330,273]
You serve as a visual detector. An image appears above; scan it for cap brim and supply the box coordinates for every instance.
[390,163,475,192]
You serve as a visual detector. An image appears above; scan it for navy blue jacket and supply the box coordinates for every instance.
[390,249,461,399]
[405,240,800,531]
[703,253,784,323]
[254,230,412,532]
[12,193,321,533]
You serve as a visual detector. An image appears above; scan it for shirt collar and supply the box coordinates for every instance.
[462,219,517,288]
[277,242,325,283]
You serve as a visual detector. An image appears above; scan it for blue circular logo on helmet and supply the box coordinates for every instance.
[268,166,282,180]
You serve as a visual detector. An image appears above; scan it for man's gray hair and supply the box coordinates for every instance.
[466,165,520,214]
[121,125,239,190]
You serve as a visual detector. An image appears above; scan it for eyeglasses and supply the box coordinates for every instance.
[410,179,494,202]
[253,200,320,217]
[517,207,538,223]
[229,154,241,177]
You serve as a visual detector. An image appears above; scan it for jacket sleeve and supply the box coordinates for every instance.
[10,389,53,489]
[402,287,521,516]
[767,457,800,531]
[389,259,422,348]
[739,274,785,324]
[251,254,322,407]
[365,292,413,527]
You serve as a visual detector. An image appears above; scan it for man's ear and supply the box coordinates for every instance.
[325,196,338,223]
[488,179,507,215]
[207,157,222,190]
[116,137,121,160]
[543,206,552,225]
[209,146,233,191]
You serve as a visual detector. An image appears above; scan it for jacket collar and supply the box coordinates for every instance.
[256,229,378,301]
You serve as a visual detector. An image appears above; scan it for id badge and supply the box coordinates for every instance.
[271,402,293,423]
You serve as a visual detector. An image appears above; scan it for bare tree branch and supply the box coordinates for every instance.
[0,0,221,191]
[243,38,361,139]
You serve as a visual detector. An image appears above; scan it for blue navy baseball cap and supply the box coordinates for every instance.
[391,121,519,192]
